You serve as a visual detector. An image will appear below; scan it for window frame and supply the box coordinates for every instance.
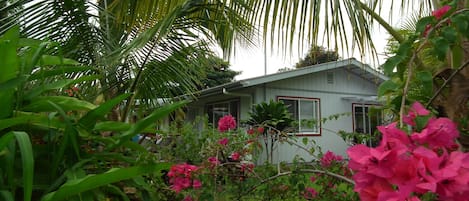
[277,96,321,136]
[205,98,240,129]
[352,103,383,145]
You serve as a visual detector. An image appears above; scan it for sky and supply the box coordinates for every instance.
[228,28,391,80]
[227,2,425,80]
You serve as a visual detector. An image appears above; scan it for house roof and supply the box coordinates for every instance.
[196,58,388,98]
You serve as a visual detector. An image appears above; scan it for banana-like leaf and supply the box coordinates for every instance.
[40,163,171,201]
[0,191,14,201]
[78,93,131,130]
[111,101,187,149]
[0,112,66,132]
[0,75,28,91]
[0,132,34,201]
[0,26,20,119]
[40,55,80,66]
[22,96,96,112]
[93,121,156,133]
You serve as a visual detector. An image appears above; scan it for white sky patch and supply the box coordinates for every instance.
[229,1,426,80]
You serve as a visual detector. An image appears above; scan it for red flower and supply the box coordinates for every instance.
[218,138,229,146]
[303,187,318,200]
[432,5,451,20]
[218,115,236,132]
[208,156,220,167]
[411,117,459,149]
[320,151,343,167]
[257,127,265,134]
[247,128,255,135]
[230,152,240,161]
[192,179,202,189]
[403,102,430,126]
[241,163,255,172]
[167,163,200,193]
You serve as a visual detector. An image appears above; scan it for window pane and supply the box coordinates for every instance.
[299,100,318,132]
[280,99,298,120]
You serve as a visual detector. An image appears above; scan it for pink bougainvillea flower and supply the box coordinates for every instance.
[303,187,318,200]
[309,176,316,183]
[257,126,265,134]
[208,156,220,167]
[377,122,411,154]
[433,5,451,20]
[192,179,202,189]
[167,163,200,193]
[183,195,193,201]
[241,163,255,172]
[218,138,229,146]
[230,152,240,161]
[403,102,430,126]
[320,151,343,167]
[411,117,459,149]
[218,115,236,132]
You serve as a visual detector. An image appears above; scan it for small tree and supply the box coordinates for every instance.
[201,55,240,89]
[295,45,339,68]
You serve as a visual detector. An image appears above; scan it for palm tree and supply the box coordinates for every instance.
[2,0,450,122]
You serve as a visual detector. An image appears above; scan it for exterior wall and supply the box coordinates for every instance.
[185,67,381,164]
[254,68,380,164]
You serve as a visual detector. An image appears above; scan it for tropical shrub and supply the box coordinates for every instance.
[0,27,185,201]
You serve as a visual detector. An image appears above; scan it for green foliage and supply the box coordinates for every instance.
[247,100,294,131]
[201,55,240,89]
[0,28,184,201]
[295,45,339,68]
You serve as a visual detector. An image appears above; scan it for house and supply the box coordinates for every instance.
[185,58,388,164]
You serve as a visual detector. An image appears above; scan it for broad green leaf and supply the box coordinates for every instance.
[79,93,131,130]
[0,132,15,151]
[432,37,449,61]
[382,56,401,76]
[416,71,433,97]
[0,191,14,201]
[22,96,96,112]
[40,164,171,201]
[441,26,457,44]
[47,101,81,177]
[40,55,80,66]
[378,80,400,96]
[13,132,34,201]
[415,16,434,34]
[0,112,65,131]
[93,121,156,133]
[0,75,28,91]
[0,132,34,201]
[111,101,187,149]
[0,26,20,119]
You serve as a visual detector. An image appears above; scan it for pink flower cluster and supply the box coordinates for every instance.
[432,5,451,20]
[218,115,236,132]
[167,163,202,193]
[320,150,343,167]
[303,187,318,200]
[347,102,469,201]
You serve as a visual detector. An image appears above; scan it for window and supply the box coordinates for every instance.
[278,96,321,135]
[353,104,383,145]
[206,99,239,128]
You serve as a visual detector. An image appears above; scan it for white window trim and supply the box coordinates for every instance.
[278,96,321,136]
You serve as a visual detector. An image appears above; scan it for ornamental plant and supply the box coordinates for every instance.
[347,102,469,201]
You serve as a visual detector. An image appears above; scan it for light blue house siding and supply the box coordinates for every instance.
[185,58,386,164]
